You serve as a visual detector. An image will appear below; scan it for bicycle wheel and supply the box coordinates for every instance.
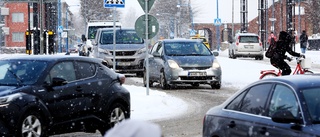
[260,73,278,79]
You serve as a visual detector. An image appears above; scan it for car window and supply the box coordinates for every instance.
[164,42,211,56]
[46,62,76,84]
[75,61,96,79]
[268,84,299,118]
[100,30,143,44]
[239,36,259,43]
[226,83,272,115]
[150,42,160,54]
[301,88,320,122]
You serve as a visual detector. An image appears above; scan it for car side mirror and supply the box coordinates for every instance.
[212,51,219,56]
[152,52,161,57]
[271,110,301,124]
[51,77,68,87]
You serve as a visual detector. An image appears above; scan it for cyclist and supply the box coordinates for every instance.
[270,31,305,75]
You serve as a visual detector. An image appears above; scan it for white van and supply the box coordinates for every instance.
[228,33,264,60]
[86,20,122,41]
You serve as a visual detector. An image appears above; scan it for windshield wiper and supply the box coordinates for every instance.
[7,68,23,85]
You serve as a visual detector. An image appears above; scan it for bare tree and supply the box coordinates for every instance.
[305,0,320,33]
[79,0,120,22]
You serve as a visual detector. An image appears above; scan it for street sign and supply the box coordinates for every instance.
[104,0,125,8]
[137,0,155,13]
[58,26,63,33]
[135,14,159,39]
[214,18,221,26]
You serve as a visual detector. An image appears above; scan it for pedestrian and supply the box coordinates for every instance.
[300,30,308,54]
[270,31,305,75]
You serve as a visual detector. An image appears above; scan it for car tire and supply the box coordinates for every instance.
[143,69,153,87]
[136,71,143,77]
[211,82,221,89]
[160,71,170,90]
[191,83,200,87]
[99,103,129,135]
[16,110,47,137]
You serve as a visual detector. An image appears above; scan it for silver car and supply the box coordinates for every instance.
[91,28,146,77]
[143,39,222,89]
[228,33,264,60]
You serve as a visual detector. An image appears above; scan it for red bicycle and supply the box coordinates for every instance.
[260,57,313,79]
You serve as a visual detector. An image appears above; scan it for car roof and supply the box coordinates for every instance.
[0,55,102,63]
[259,74,320,89]
[161,39,203,43]
[98,27,134,31]
[235,33,259,36]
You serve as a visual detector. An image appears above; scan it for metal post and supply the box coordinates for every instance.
[145,0,149,95]
[65,8,68,53]
[232,0,234,37]
[216,0,220,51]
[112,7,116,70]
[272,0,275,33]
[298,0,301,35]
[39,0,43,54]
[58,0,61,53]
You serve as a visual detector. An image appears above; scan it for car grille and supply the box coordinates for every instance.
[181,66,211,70]
[111,59,135,62]
[110,51,136,56]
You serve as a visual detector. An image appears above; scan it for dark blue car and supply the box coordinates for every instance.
[0,55,130,136]
[203,74,320,137]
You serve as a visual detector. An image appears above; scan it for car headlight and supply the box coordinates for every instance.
[99,48,111,55]
[137,47,147,55]
[168,60,180,69]
[0,93,23,107]
[212,59,221,69]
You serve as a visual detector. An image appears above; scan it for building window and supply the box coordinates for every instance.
[12,13,24,22]
[12,32,24,42]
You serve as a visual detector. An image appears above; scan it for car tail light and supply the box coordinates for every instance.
[236,36,240,46]
[118,74,126,85]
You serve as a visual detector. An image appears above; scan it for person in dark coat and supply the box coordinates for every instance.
[299,30,308,54]
[270,31,305,75]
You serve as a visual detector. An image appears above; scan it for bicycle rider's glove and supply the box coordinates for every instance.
[300,54,306,58]
[286,56,292,62]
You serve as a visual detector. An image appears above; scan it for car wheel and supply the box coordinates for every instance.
[99,103,129,135]
[211,82,221,89]
[136,71,143,77]
[16,111,46,137]
[160,71,170,90]
[143,69,153,87]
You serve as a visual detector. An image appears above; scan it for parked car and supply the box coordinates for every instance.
[203,74,320,137]
[91,28,146,77]
[228,33,264,60]
[0,55,130,136]
[143,39,221,89]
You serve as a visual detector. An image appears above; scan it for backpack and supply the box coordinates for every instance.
[265,38,276,58]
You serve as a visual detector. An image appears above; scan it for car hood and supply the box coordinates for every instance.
[167,56,214,67]
[0,86,21,96]
[99,44,145,51]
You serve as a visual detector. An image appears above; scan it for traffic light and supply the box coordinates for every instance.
[48,30,55,54]
[25,30,32,54]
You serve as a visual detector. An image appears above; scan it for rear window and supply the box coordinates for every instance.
[100,30,144,44]
[239,36,259,43]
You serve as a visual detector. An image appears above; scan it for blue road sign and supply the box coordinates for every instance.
[58,26,63,33]
[104,0,125,8]
[214,18,221,26]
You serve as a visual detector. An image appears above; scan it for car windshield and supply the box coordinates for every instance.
[0,60,47,85]
[239,36,259,43]
[88,26,114,40]
[100,30,144,44]
[302,87,320,123]
[164,42,212,56]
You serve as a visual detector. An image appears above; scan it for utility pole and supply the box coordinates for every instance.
[58,0,61,53]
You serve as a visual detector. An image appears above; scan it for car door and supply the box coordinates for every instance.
[255,84,301,137]
[43,61,88,121]
[223,83,272,137]
[148,42,163,81]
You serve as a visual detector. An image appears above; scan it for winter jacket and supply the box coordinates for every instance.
[300,31,308,48]
[272,31,300,60]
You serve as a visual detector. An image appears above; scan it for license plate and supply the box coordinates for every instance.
[244,45,253,49]
[117,62,131,66]
[188,72,206,76]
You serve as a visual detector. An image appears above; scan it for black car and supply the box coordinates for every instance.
[203,74,320,137]
[0,55,130,136]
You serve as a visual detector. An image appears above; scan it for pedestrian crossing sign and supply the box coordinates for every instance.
[214,18,221,26]
[104,0,125,8]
